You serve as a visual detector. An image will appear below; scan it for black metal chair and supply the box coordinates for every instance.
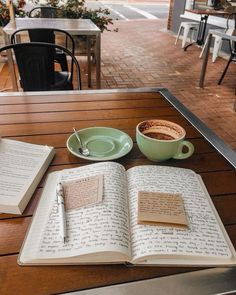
[11,28,75,71]
[28,6,62,18]
[218,48,236,86]
[28,6,95,65]
[218,13,236,87]
[0,42,81,91]
[28,6,68,71]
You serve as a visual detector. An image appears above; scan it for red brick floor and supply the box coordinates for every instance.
[101,19,236,150]
[1,19,236,150]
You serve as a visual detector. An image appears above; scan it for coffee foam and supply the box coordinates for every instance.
[139,120,184,140]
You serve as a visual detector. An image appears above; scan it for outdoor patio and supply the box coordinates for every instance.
[1,5,236,293]
[0,17,236,150]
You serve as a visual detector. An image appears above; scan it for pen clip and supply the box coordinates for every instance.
[56,182,64,202]
[56,182,67,243]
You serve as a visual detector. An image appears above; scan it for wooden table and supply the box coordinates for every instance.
[0,88,236,295]
[3,18,101,90]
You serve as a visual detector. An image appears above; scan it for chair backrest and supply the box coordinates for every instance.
[11,28,75,55]
[224,12,236,53]
[28,6,62,18]
[226,12,236,30]
[0,42,81,91]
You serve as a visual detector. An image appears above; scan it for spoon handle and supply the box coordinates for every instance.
[73,128,82,147]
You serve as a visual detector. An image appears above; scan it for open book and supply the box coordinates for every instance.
[0,138,55,214]
[18,162,236,266]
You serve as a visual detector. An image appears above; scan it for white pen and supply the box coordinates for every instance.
[56,182,67,243]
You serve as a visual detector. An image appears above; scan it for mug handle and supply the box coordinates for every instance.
[173,140,194,160]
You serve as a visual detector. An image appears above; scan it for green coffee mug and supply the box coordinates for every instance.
[136,119,194,162]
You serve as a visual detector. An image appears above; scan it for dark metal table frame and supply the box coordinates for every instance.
[184,9,227,51]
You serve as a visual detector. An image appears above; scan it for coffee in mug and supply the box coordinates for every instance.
[136,119,194,162]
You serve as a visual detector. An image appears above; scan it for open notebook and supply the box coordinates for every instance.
[18,162,236,266]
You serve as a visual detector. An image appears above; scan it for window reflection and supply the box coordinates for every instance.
[191,0,236,10]
[184,0,235,22]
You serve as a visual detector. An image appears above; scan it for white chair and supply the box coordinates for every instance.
[175,21,199,48]
[199,12,235,62]
[199,28,234,62]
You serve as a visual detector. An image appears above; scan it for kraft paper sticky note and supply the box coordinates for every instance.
[138,191,188,228]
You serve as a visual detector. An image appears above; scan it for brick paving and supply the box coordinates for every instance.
[1,18,236,150]
[101,19,236,150]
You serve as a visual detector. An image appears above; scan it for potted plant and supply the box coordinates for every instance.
[30,0,117,33]
[0,0,117,57]
[0,0,26,27]
[0,0,26,49]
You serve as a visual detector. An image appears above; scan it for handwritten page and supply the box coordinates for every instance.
[63,175,103,210]
[127,166,232,262]
[29,162,132,261]
[137,191,188,227]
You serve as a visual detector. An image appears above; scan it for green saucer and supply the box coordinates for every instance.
[67,127,133,161]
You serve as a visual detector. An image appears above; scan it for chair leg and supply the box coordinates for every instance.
[218,55,233,85]
[182,26,190,48]
[175,26,183,45]
[55,54,68,71]
[212,36,222,63]
[189,28,195,44]
[199,34,209,59]
[234,100,236,113]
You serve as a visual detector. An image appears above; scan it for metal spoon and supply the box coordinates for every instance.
[73,128,90,156]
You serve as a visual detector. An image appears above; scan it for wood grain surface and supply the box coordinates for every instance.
[0,89,235,295]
